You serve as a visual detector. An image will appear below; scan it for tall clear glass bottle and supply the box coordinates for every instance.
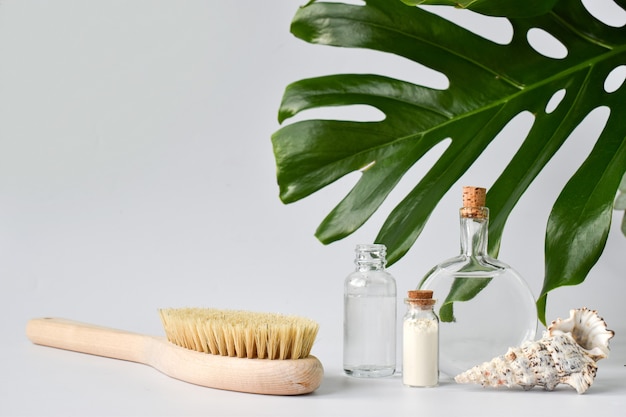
[343,243,396,377]
[419,186,537,378]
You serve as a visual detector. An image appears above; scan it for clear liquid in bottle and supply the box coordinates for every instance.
[343,244,396,377]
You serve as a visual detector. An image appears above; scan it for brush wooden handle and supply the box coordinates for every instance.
[26,318,324,395]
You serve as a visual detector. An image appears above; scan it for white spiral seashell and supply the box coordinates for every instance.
[454,308,614,394]
[548,307,614,361]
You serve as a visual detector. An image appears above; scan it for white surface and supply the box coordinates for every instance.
[1,1,625,416]
[6,336,626,417]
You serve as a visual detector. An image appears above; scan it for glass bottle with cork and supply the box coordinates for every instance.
[403,289,439,387]
[419,186,537,377]
[343,243,396,378]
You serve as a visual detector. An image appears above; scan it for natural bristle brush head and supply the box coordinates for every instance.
[159,308,320,360]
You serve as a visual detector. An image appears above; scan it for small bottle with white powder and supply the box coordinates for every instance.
[402,290,439,387]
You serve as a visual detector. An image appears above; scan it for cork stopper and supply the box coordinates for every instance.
[461,186,487,218]
[406,289,436,306]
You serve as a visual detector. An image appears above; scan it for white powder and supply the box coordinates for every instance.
[403,318,438,387]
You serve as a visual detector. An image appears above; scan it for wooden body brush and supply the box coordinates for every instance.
[26,308,323,395]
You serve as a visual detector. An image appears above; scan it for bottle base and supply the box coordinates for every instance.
[344,366,395,378]
[403,382,439,388]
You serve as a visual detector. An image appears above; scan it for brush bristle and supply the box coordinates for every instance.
[158,308,319,360]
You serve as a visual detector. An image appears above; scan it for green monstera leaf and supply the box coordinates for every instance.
[272,0,626,325]
[399,0,559,18]
[615,172,626,237]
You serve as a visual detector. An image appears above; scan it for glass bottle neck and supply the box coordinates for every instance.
[406,303,435,312]
[459,208,489,257]
[354,243,387,271]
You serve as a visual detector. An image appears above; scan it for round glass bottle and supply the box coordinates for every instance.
[403,290,439,388]
[343,243,396,377]
[419,186,537,377]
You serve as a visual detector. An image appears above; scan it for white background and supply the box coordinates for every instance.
[1,1,625,416]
